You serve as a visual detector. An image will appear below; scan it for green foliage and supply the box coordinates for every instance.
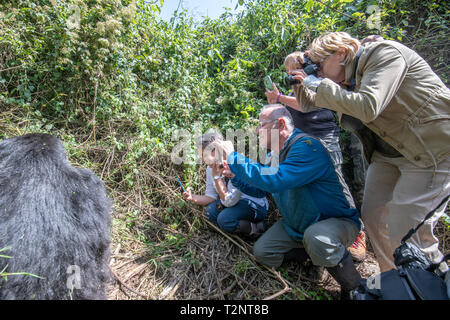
[0,0,447,186]
[234,259,254,275]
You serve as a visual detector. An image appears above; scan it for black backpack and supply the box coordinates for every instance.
[354,195,450,300]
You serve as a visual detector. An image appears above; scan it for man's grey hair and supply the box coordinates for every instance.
[195,130,224,150]
[261,104,295,132]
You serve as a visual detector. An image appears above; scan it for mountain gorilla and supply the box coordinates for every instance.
[0,133,112,299]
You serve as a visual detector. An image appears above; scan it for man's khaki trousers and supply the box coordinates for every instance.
[362,151,450,272]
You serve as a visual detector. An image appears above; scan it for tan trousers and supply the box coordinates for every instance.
[361,151,450,272]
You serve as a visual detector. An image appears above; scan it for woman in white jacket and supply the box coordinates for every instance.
[182,132,268,238]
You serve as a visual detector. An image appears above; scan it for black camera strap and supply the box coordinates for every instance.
[347,48,363,92]
[401,194,450,244]
[279,133,309,163]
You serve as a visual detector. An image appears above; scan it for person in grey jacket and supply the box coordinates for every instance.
[291,31,450,273]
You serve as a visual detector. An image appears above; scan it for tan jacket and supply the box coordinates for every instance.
[294,40,450,168]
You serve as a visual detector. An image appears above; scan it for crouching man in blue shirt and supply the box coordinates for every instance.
[214,104,363,299]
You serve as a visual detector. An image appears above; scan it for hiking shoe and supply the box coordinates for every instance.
[248,221,265,239]
[305,265,325,282]
[326,250,362,300]
[347,231,367,262]
[237,220,265,240]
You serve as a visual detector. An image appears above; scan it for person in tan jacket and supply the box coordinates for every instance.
[291,32,450,273]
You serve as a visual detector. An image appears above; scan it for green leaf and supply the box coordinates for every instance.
[305,0,314,13]
[213,48,223,62]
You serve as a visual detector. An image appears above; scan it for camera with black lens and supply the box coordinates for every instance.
[285,56,319,86]
[351,195,450,300]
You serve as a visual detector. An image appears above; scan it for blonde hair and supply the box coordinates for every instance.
[284,51,303,70]
[307,32,360,66]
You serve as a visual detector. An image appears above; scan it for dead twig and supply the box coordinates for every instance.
[211,254,225,299]
[0,64,25,73]
[209,279,237,299]
[223,268,261,296]
[263,269,292,300]
[111,268,148,299]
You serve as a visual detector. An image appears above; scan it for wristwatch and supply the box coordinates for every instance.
[214,175,224,180]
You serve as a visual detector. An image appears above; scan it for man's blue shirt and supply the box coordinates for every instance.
[228,129,361,241]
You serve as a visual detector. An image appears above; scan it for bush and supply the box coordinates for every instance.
[0,0,447,185]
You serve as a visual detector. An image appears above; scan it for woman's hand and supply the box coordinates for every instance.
[265,83,280,104]
[292,71,322,92]
[291,69,308,85]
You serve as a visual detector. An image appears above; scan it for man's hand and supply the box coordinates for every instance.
[221,162,235,179]
[265,83,280,104]
[211,163,221,177]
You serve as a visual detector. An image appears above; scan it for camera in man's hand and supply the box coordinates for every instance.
[285,56,319,86]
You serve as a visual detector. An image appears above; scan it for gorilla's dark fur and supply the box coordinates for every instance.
[0,133,112,299]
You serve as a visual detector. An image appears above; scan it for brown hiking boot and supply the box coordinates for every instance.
[348,231,366,262]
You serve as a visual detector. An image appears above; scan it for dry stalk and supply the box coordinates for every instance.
[189,205,311,299]
[263,270,292,300]
[111,268,148,299]
[211,254,225,299]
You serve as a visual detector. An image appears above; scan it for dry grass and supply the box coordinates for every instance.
[0,107,448,300]
[86,134,449,300]
[103,154,335,300]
